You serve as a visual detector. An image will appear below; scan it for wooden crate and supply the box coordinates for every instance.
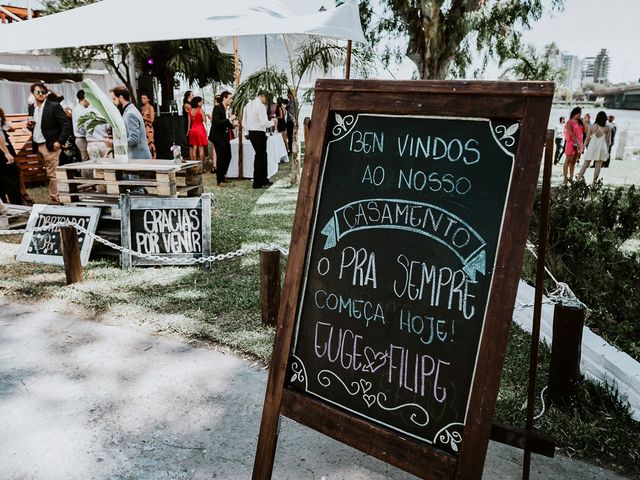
[0,203,32,230]
[6,114,47,187]
[56,160,203,205]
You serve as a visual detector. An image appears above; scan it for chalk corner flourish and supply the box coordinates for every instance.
[490,120,520,156]
[331,113,357,140]
[433,422,464,453]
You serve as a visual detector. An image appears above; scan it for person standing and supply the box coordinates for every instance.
[110,85,151,160]
[576,111,611,184]
[563,107,583,183]
[27,83,71,204]
[553,116,565,165]
[187,96,208,167]
[72,90,90,161]
[285,90,296,155]
[0,127,21,205]
[140,93,156,159]
[604,115,616,168]
[244,90,276,189]
[208,91,236,187]
[275,97,287,148]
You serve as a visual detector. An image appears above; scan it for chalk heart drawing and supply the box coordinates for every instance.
[315,370,431,427]
[363,394,376,407]
[359,379,372,394]
[363,347,388,373]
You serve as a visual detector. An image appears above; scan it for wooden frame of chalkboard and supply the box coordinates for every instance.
[120,194,212,268]
[254,80,553,480]
[16,204,101,266]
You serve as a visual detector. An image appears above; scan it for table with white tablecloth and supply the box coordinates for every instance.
[227,134,289,179]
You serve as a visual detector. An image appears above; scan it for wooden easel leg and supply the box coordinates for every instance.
[522,130,554,479]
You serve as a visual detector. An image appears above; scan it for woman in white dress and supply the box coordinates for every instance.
[576,111,611,184]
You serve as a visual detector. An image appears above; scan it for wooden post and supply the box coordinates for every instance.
[234,35,244,179]
[522,129,554,480]
[260,249,281,327]
[548,303,585,407]
[60,225,83,285]
[345,40,352,80]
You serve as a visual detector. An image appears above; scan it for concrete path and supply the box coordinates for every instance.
[0,297,627,480]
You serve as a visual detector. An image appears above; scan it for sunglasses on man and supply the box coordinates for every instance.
[34,89,48,95]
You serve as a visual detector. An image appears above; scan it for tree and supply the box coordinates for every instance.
[136,40,234,109]
[343,0,565,80]
[500,43,566,81]
[43,0,234,107]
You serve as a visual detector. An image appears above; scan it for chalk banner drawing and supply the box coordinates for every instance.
[287,113,519,454]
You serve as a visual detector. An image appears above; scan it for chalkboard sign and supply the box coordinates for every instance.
[254,80,553,480]
[120,194,212,267]
[16,205,101,266]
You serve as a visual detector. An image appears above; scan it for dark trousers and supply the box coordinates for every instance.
[248,131,268,186]
[554,138,564,164]
[604,145,613,168]
[0,161,22,205]
[286,120,294,153]
[214,140,231,184]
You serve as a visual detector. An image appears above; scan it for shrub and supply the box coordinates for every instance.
[528,180,640,360]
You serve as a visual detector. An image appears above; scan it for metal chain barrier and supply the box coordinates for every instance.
[0,220,289,265]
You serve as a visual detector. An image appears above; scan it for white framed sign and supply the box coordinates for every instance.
[16,205,101,266]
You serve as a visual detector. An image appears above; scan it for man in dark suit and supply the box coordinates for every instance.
[27,83,71,204]
[208,91,236,187]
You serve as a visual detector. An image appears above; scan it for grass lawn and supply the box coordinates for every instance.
[0,161,638,478]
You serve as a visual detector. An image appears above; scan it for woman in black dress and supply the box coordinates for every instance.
[275,97,287,148]
[0,107,23,205]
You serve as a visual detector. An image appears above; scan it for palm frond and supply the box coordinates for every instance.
[232,67,289,118]
[295,37,375,80]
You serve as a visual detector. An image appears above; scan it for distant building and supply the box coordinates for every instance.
[560,53,582,91]
[582,57,596,85]
[593,48,610,85]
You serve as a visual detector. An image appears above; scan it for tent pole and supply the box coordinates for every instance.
[345,40,352,80]
[264,35,269,68]
[234,35,244,179]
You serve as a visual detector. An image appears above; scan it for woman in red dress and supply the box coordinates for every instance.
[187,96,208,166]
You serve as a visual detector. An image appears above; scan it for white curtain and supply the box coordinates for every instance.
[0,75,118,114]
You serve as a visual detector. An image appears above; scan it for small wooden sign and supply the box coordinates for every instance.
[119,194,212,267]
[16,204,101,266]
[254,80,553,479]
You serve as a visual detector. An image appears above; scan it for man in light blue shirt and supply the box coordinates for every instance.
[110,85,151,160]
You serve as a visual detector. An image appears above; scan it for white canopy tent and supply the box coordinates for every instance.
[0,0,366,52]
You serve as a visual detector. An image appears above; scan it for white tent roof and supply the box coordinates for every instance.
[0,0,366,53]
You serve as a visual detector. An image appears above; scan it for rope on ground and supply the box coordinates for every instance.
[534,385,548,421]
[0,220,289,265]
[515,241,586,310]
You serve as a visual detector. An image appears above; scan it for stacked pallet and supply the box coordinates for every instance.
[6,114,47,187]
[0,204,32,230]
[55,160,204,258]
[56,159,203,204]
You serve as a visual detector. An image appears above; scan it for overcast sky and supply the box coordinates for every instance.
[7,0,640,83]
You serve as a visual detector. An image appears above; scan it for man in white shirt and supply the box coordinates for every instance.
[26,83,71,204]
[243,90,276,188]
[554,116,565,165]
[72,89,90,161]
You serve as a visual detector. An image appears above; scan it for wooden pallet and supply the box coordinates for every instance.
[56,160,203,204]
[0,203,32,230]
[6,114,47,187]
